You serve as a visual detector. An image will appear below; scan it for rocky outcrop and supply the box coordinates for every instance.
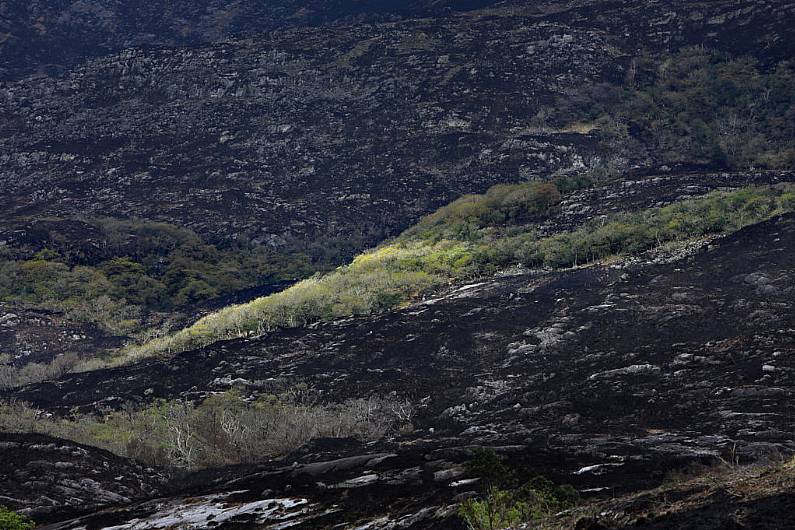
[0,302,121,366]
[0,432,165,523]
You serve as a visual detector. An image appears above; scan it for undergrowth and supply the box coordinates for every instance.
[118,182,795,363]
[0,388,413,471]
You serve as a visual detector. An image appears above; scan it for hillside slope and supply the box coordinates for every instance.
[0,432,165,523]
[7,178,795,527]
[1,0,794,363]
[0,0,505,79]
[3,0,794,251]
[1,1,795,528]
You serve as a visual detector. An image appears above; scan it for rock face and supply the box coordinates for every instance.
[11,186,795,527]
[0,432,165,523]
[0,302,121,366]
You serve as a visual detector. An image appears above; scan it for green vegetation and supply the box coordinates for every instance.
[127,241,456,358]
[559,48,795,173]
[0,389,413,470]
[0,353,80,390]
[459,487,529,530]
[464,447,511,486]
[474,184,793,270]
[459,480,579,530]
[124,182,795,361]
[403,181,562,241]
[0,508,33,530]
[458,449,579,530]
[0,218,313,337]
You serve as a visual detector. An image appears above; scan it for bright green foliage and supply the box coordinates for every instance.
[128,241,459,358]
[0,218,313,336]
[459,478,579,530]
[459,487,529,530]
[126,183,795,362]
[404,181,561,242]
[0,507,34,530]
[478,185,792,269]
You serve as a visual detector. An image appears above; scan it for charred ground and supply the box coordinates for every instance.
[5,175,795,528]
[2,1,795,529]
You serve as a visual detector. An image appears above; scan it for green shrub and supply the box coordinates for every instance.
[0,353,82,390]
[403,181,562,241]
[553,173,593,193]
[0,218,321,341]
[0,392,413,470]
[459,478,579,530]
[559,48,795,170]
[518,476,580,516]
[459,487,529,530]
[780,192,795,211]
[0,507,34,530]
[465,448,510,487]
[506,184,792,269]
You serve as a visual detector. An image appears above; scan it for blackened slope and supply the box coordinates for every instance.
[558,463,795,529]
[0,432,165,523]
[2,1,794,256]
[540,0,795,63]
[0,302,122,366]
[13,213,795,459]
[36,441,691,530]
[0,9,613,252]
[0,0,504,79]
[29,213,795,530]
[3,1,793,80]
